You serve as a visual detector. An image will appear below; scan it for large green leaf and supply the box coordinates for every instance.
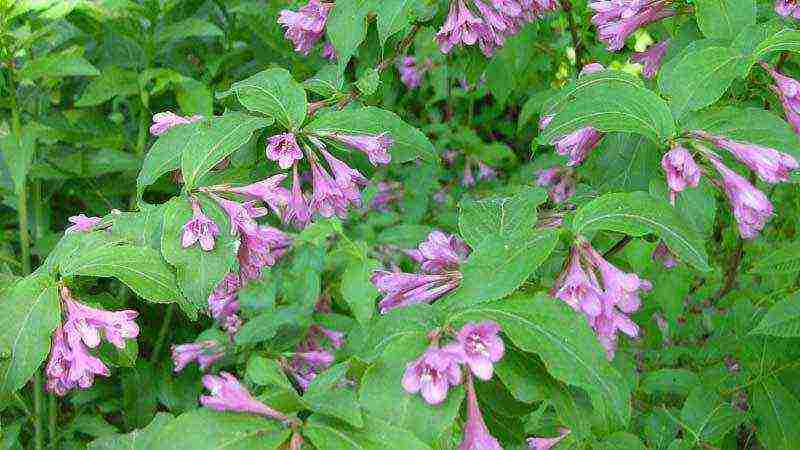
[327,0,375,71]
[303,414,431,450]
[304,106,437,162]
[0,127,36,194]
[458,187,547,248]
[680,386,745,445]
[340,258,381,325]
[749,242,800,275]
[755,29,800,56]
[584,133,661,194]
[76,67,139,107]
[19,52,99,80]
[695,0,756,40]
[218,69,307,130]
[572,192,711,272]
[180,113,272,189]
[158,18,223,45]
[377,0,414,45]
[751,377,800,450]
[448,294,633,430]
[543,70,645,116]
[42,231,124,275]
[137,123,199,199]
[88,413,173,450]
[150,409,290,450]
[0,273,60,392]
[751,293,800,337]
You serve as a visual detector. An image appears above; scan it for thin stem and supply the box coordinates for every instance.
[603,236,632,259]
[712,232,743,302]
[560,0,583,71]
[150,304,176,363]
[33,373,44,450]
[48,395,57,448]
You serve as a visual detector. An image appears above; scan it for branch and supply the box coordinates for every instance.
[560,0,583,71]
[603,236,632,259]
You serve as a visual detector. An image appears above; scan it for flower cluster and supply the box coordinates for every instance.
[46,285,139,395]
[200,372,287,421]
[436,0,559,56]
[372,231,470,313]
[278,0,333,55]
[776,0,800,19]
[149,111,201,136]
[631,39,670,79]
[552,241,650,359]
[285,298,345,391]
[589,0,676,51]
[762,62,800,135]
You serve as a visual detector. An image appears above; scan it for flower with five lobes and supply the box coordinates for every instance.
[266,133,304,170]
[402,346,463,405]
[200,372,288,421]
[181,197,220,251]
[775,0,800,19]
[445,321,505,380]
[65,214,102,233]
[661,145,701,198]
[278,0,333,55]
[149,111,201,136]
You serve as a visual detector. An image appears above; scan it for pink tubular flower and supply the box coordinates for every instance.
[208,273,241,321]
[309,155,348,219]
[398,56,423,89]
[328,132,393,166]
[322,41,337,60]
[459,372,502,450]
[693,130,799,184]
[402,346,463,405]
[266,133,303,169]
[590,1,676,52]
[62,285,139,349]
[631,39,669,79]
[554,127,603,166]
[238,225,293,282]
[776,0,800,19]
[320,148,368,210]
[447,321,505,380]
[436,0,486,54]
[200,372,287,420]
[536,166,576,204]
[172,341,224,372]
[527,428,571,450]
[762,61,800,113]
[225,174,290,216]
[707,156,774,239]
[284,165,312,229]
[149,111,201,136]
[370,181,402,212]
[417,231,471,273]
[277,0,332,55]
[182,197,220,251]
[579,62,605,76]
[372,271,463,313]
[66,214,102,234]
[287,329,338,392]
[552,247,603,318]
[652,242,677,269]
[662,145,701,195]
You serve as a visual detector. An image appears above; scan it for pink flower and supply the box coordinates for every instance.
[417,231,471,273]
[554,127,603,166]
[552,247,603,318]
[652,242,677,269]
[398,56,424,89]
[200,372,287,420]
[476,160,497,181]
[707,156,774,239]
[208,273,241,321]
[370,181,402,212]
[238,225,293,282]
[462,160,477,187]
[527,428,571,450]
[284,165,312,229]
[536,166,576,204]
[402,346,463,405]
[775,0,800,19]
[309,155,348,219]
[661,145,701,195]
[266,133,303,169]
[149,111,201,136]
[436,0,486,54]
[172,341,224,372]
[591,1,676,51]
[182,197,220,251]
[631,39,669,79]
[446,321,505,380]
[372,271,463,313]
[62,285,139,350]
[328,132,393,166]
[693,130,799,184]
[579,62,605,76]
[459,372,502,450]
[320,148,368,210]
[277,0,333,55]
[66,214,102,233]
[322,41,337,60]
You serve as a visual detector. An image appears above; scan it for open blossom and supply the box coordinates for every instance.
[266,133,304,169]
[459,372,502,450]
[328,132,393,166]
[62,285,139,349]
[527,428,571,450]
[201,372,287,420]
[402,346,463,405]
[590,1,676,52]
[372,271,463,313]
[554,127,603,166]
[238,225,293,282]
[149,112,201,136]
[552,247,603,318]
[661,145,701,195]
[66,214,102,233]
[776,0,800,18]
[707,156,774,239]
[418,231,471,273]
[447,321,505,380]
[693,130,799,184]
[631,39,669,79]
[320,148,368,210]
[172,341,224,372]
[277,0,332,55]
[182,197,220,251]
[536,166,576,203]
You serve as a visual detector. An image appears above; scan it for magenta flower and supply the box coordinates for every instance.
[322,41,337,60]
[590,1,676,51]
[66,214,102,233]
[370,181,402,212]
[776,0,800,18]
[631,39,669,79]
[182,197,220,251]
[402,346,463,405]
[579,62,605,76]
[295,350,335,369]
[417,231,471,273]
[693,131,799,184]
[149,111,201,136]
[476,161,497,181]
[584,243,651,314]
[238,225,293,282]
[398,56,424,89]
[62,286,139,349]
[201,372,287,420]
[328,132,393,166]
[172,341,224,372]
[539,114,554,130]
[287,329,338,392]
[320,148,368,210]
[552,247,603,318]
[266,133,303,169]
[707,156,774,239]
[762,62,800,113]
[536,166,576,204]
[527,428,571,450]
[436,0,486,54]
[309,155,348,219]
[459,372,502,450]
[447,321,505,380]
[225,174,290,216]
[208,273,241,321]
[284,165,312,229]
[780,94,800,135]
[652,242,677,269]
[662,145,701,196]
[554,127,603,166]
[311,325,345,349]
[372,271,463,313]
[277,0,332,55]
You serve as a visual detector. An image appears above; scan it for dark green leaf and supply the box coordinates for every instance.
[218,69,307,130]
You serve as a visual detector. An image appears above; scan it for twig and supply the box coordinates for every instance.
[603,236,632,259]
[712,237,743,302]
[776,51,790,73]
[560,0,583,71]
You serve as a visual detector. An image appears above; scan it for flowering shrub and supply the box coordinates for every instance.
[2,0,800,449]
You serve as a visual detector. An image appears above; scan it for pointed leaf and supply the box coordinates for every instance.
[218,69,307,130]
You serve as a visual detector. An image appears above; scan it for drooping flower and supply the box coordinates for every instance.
[172,341,224,372]
[284,165,312,229]
[631,39,670,79]
[66,214,102,234]
[652,242,677,269]
[552,247,603,318]
[225,174,290,217]
[776,0,800,19]
[320,148,368,210]
[308,154,348,219]
[402,346,463,405]
[372,271,463,313]
[370,181,402,212]
[459,372,502,450]
[436,0,486,55]
[527,428,571,450]
[661,145,701,197]
[208,273,241,321]
[692,130,799,184]
[286,328,338,392]
[266,133,304,169]
[182,197,220,251]
[327,132,393,166]
[62,285,139,349]
[447,321,505,380]
[706,156,774,239]
[238,225,293,282]
[322,41,337,60]
[200,372,288,420]
[536,166,576,204]
[554,127,603,166]
[590,1,676,52]
[149,111,201,136]
[398,56,424,90]
[779,94,800,135]
[277,0,333,55]
[417,231,471,273]
[476,160,497,181]
[585,243,651,315]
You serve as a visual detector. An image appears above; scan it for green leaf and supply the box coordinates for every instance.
[650,179,717,237]
[539,84,675,145]
[749,242,800,275]
[494,347,548,404]
[543,70,645,116]
[137,122,199,199]
[60,245,182,303]
[584,133,661,194]
[177,78,213,118]
[109,206,165,250]
[348,304,440,363]
[180,113,272,189]
[304,65,345,98]
[640,369,700,397]
[88,413,173,450]
[218,69,307,130]
[76,67,139,107]
[680,386,745,444]
[377,0,413,45]
[0,128,35,194]
[19,52,99,80]
[304,364,364,428]
[0,274,60,393]
[160,196,237,310]
[751,377,800,450]
[695,0,756,41]
[438,230,559,311]
[449,294,633,430]
[121,362,158,429]
[327,0,375,71]
[303,414,431,450]
[246,356,295,391]
[755,29,800,56]
[751,293,800,337]
[158,18,223,44]
[304,106,437,163]
[42,231,124,275]
[355,68,380,97]
[572,192,711,272]
[150,409,290,450]
[658,47,749,119]
[340,258,381,325]
[235,306,310,346]
[596,432,647,450]
[458,187,547,248]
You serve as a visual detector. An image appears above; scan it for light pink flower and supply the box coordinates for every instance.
[707,156,774,239]
[66,214,102,233]
[591,1,676,52]
[693,130,799,184]
[402,347,463,405]
[172,341,224,372]
[661,145,701,195]
[459,372,502,450]
[182,197,220,251]
[631,39,669,79]
[579,62,605,76]
[328,132,393,166]
[266,133,303,169]
[149,111,201,136]
[775,0,800,20]
[372,271,462,313]
[208,273,241,321]
[554,127,603,166]
[446,321,505,380]
[284,165,312,229]
[201,372,287,420]
[552,246,604,318]
[322,41,337,60]
[417,231,471,273]
[398,56,424,90]
[277,0,333,55]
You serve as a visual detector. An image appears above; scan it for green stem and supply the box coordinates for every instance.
[33,373,43,450]
[48,395,57,448]
[150,304,175,363]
